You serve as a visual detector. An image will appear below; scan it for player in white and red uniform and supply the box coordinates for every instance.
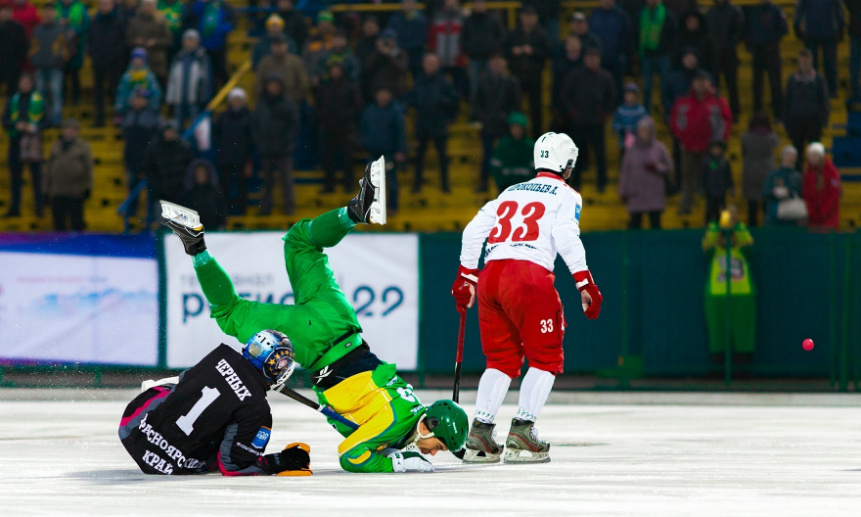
[451,132,603,463]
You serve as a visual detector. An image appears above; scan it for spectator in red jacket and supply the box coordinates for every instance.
[670,70,732,215]
[11,0,39,38]
[802,142,841,231]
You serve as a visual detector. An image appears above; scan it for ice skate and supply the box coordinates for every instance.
[462,420,503,463]
[160,201,206,255]
[348,156,386,225]
[503,419,550,463]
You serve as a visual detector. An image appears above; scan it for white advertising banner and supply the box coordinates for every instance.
[165,232,419,370]
[0,252,159,365]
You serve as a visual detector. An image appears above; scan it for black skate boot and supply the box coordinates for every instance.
[463,419,503,463]
[348,156,386,224]
[504,418,550,463]
[160,201,206,256]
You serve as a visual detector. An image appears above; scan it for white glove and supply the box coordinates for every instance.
[385,449,434,473]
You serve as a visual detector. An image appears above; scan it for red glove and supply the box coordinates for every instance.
[573,270,602,320]
[451,265,479,312]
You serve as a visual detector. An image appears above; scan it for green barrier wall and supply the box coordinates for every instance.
[419,230,861,382]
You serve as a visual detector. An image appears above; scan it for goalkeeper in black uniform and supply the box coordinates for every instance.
[118,330,312,476]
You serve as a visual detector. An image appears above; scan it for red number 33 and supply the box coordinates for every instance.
[487,201,546,244]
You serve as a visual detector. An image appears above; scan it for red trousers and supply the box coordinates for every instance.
[477,259,565,378]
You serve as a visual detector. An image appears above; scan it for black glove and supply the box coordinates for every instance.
[261,443,311,475]
[83,188,91,200]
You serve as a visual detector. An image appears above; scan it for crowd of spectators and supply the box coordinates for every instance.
[0,0,852,232]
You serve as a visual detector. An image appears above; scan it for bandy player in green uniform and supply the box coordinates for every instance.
[162,158,468,473]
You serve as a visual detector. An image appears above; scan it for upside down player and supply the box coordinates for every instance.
[119,329,313,476]
[162,160,469,473]
[452,133,603,463]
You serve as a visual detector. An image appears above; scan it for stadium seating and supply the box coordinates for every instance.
[0,0,858,234]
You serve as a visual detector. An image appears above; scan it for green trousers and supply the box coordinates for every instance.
[193,208,363,369]
[704,294,757,354]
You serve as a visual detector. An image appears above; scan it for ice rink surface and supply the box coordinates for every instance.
[1,390,860,517]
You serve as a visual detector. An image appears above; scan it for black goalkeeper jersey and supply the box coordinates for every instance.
[119,344,273,475]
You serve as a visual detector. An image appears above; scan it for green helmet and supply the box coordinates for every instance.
[424,400,469,452]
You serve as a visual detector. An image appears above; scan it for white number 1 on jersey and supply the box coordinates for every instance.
[176,386,221,436]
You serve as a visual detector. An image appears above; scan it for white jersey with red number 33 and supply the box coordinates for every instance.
[460,172,588,274]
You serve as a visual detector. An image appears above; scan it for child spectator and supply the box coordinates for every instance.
[252,75,298,216]
[406,53,459,193]
[166,29,213,128]
[213,88,253,214]
[121,88,160,218]
[56,0,90,106]
[740,111,779,226]
[762,145,804,226]
[802,142,841,231]
[116,48,162,117]
[181,159,227,229]
[30,4,66,126]
[0,1,29,97]
[42,119,92,231]
[702,140,734,224]
[315,61,362,194]
[611,82,647,159]
[618,116,673,229]
[491,112,535,191]
[360,87,407,213]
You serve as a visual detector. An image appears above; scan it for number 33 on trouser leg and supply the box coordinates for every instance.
[453,132,603,464]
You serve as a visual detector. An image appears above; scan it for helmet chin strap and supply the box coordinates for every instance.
[410,414,435,447]
[561,158,574,181]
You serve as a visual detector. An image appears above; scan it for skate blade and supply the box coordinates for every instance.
[160,201,202,229]
[369,155,386,225]
[462,448,502,464]
[503,449,551,464]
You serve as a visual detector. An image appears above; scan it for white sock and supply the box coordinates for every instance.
[474,369,512,424]
[515,367,555,422]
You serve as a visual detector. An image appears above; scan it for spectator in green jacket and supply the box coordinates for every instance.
[491,112,536,191]
[702,206,756,373]
[56,0,90,105]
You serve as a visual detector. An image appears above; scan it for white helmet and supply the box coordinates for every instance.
[534,132,579,175]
